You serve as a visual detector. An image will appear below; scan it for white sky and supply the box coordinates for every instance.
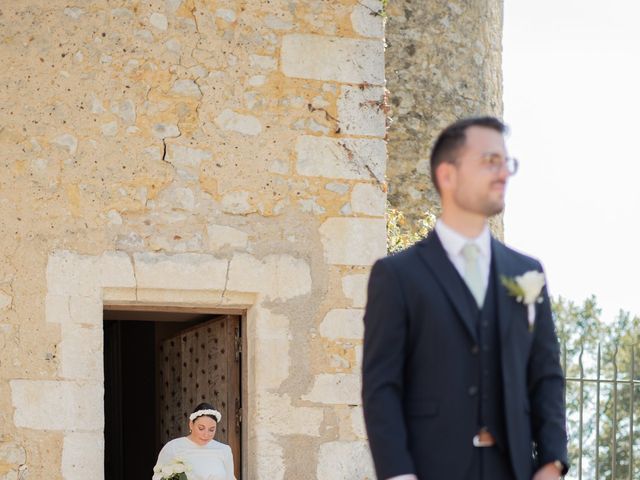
[503,1,640,321]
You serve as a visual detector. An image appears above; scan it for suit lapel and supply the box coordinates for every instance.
[417,232,478,342]
[491,238,518,342]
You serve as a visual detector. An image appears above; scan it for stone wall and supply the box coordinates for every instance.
[385,0,504,237]
[0,1,386,479]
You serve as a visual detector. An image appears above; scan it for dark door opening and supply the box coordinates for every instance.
[104,309,242,480]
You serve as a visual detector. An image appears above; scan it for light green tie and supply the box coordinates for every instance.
[462,243,485,308]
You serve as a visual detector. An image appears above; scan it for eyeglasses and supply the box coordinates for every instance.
[480,153,519,175]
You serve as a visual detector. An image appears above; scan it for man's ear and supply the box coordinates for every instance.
[436,162,455,193]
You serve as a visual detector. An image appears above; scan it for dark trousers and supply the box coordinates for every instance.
[467,446,516,480]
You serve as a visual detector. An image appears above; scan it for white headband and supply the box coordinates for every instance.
[190,409,222,422]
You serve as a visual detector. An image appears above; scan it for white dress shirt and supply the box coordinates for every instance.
[435,219,491,293]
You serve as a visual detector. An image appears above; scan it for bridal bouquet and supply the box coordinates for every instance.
[153,457,190,480]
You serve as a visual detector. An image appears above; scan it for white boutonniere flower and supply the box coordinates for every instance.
[500,270,546,331]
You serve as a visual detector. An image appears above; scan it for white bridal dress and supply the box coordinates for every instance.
[153,437,236,480]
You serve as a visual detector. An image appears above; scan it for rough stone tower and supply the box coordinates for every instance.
[385,0,504,237]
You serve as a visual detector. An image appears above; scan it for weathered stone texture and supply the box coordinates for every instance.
[386,0,504,237]
[319,218,386,265]
[10,380,103,431]
[281,34,384,85]
[1,1,386,477]
[0,0,503,478]
[61,433,104,480]
[316,440,375,479]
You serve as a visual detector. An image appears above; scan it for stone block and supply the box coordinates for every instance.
[249,55,277,71]
[255,337,290,390]
[337,86,386,137]
[221,191,256,215]
[153,123,181,139]
[341,274,368,308]
[0,292,11,311]
[350,406,367,439]
[227,255,264,294]
[302,373,361,405]
[354,344,363,370]
[351,183,386,216]
[281,34,384,85]
[47,251,100,296]
[134,288,224,305]
[317,441,374,479]
[11,380,103,430]
[206,224,248,250]
[227,254,311,301]
[0,470,18,480]
[168,145,212,169]
[0,443,26,466]
[325,182,350,195]
[166,0,182,12]
[64,7,84,19]
[61,432,104,480]
[296,136,386,182]
[45,294,70,324]
[256,393,322,436]
[101,121,118,137]
[133,253,228,290]
[254,432,285,480]
[68,296,102,325]
[351,0,384,38]
[319,218,386,266]
[215,109,262,136]
[216,8,236,22]
[101,287,137,303]
[319,309,364,339]
[0,324,10,350]
[150,12,168,30]
[53,134,78,155]
[254,308,290,340]
[254,311,290,389]
[171,79,202,98]
[265,15,292,31]
[96,251,136,288]
[157,185,197,211]
[59,325,103,380]
[112,99,136,124]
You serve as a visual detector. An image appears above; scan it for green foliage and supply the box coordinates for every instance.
[381,0,389,15]
[553,296,640,479]
[500,275,525,300]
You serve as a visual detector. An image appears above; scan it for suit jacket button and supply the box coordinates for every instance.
[471,345,480,355]
[468,386,478,396]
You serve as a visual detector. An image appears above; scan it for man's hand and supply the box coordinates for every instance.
[532,462,563,480]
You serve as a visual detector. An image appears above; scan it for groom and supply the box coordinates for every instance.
[362,117,568,480]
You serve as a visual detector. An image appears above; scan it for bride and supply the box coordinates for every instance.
[153,402,236,480]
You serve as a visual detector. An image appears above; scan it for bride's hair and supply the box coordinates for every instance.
[192,402,218,421]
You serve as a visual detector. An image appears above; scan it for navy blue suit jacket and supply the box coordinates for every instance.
[362,232,568,480]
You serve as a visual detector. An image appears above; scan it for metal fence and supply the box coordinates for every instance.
[562,343,640,479]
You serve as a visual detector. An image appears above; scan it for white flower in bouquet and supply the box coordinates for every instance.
[153,457,190,480]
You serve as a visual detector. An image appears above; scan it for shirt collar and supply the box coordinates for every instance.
[435,219,491,259]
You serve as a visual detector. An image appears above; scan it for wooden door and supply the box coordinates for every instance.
[158,315,242,478]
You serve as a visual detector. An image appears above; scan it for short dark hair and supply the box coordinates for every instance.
[429,116,507,193]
